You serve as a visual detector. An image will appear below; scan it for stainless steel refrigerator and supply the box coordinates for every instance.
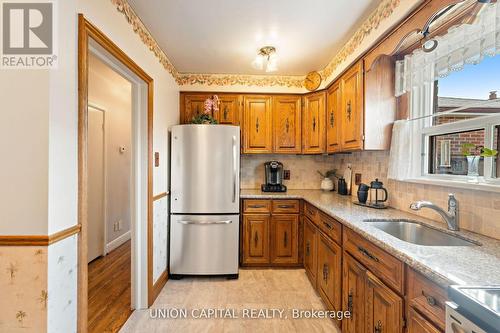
[169,124,240,278]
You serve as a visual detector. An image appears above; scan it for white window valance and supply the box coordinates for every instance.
[395,2,500,97]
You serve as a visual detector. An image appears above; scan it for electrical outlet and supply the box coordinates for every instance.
[355,173,362,185]
[284,170,290,180]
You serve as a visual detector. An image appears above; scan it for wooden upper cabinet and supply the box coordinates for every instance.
[302,91,326,154]
[365,270,403,333]
[341,61,364,151]
[243,214,270,264]
[181,93,211,124]
[216,94,240,125]
[342,253,367,333]
[243,95,273,154]
[326,80,342,153]
[273,95,302,154]
[270,214,299,264]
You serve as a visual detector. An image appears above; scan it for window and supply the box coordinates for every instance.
[423,55,500,181]
[393,2,500,186]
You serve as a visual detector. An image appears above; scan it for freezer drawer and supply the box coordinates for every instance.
[170,214,239,275]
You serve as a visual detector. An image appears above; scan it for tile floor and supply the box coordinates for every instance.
[120,269,341,332]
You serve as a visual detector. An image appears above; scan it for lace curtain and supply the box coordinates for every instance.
[395,1,500,97]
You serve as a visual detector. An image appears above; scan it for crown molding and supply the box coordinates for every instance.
[319,0,402,81]
[111,0,402,88]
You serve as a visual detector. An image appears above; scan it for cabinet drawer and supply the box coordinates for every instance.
[243,200,271,213]
[407,268,447,331]
[318,211,342,245]
[407,307,442,333]
[304,202,319,225]
[272,200,300,214]
[343,228,404,294]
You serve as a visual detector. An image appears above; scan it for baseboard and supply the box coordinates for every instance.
[105,230,131,254]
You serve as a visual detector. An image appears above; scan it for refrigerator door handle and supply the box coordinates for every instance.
[178,220,233,225]
[232,135,237,203]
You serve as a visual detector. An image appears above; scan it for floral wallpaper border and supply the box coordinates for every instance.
[111,0,403,87]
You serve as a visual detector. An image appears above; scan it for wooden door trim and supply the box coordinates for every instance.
[0,224,82,246]
[78,14,157,333]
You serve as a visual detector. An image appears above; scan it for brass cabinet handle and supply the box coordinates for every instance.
[347,290,353,313]
[347,101,352,121]
[322,263,329,281]
[357,246,380,262]
[223,106,228,120]
[312,117,316,131]
[306,241,310,256]
[277,204,294,209]
[285,118,290,133]
[284,231,288,248]
[323,222,333,230]
[330,111,334,127]
[195,105,200,114]
[254,232,259,247]
[256,117,259,133]
[374,320,383,333]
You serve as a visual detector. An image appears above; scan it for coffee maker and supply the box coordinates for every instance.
[261,161,287,192]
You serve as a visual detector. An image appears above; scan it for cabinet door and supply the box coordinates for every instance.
[242,214,270,264]
[304,217,318,287]
[407,307,441,333]
[342,253,366,333]
[270,214,299,264]
[243,95,272,153]
[182,94,211,124]
[217,94,240,125]
[326,80,342,153]
[273,95,302,154]
[317,233,342,312]
[302,91,326,154]
[366,270,403,333]
[341,61,364,151]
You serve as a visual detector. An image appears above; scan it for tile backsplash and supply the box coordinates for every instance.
[241,151,500,240]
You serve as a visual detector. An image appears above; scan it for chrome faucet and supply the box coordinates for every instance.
[410,193,459,231]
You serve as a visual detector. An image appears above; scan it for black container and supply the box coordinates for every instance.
[338,177,348,195]
[357,183,369,203]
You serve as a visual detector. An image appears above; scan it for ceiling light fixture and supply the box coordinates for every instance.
[252,46,278,73]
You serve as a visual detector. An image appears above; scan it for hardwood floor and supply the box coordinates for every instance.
[120,269,341,333]
[88,240,132,333]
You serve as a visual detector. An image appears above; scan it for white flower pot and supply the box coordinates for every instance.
[320,177,334,191]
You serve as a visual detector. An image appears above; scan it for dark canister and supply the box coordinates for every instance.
[337,177,348,195]
[357,183,369,203]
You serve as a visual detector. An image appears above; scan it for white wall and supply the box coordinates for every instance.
[88,53,133,244]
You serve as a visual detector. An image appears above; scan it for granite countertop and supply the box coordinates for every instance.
[240,189,500,288]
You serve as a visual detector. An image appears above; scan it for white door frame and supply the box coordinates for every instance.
[88,40,149,310]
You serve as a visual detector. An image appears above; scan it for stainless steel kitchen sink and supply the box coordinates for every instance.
[363,219,479,246]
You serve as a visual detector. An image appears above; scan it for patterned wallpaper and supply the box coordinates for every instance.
[241,151,500,240]
[0,246,48,332]
[153,197,168,283]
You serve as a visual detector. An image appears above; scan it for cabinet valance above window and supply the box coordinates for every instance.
[395,1,500,97]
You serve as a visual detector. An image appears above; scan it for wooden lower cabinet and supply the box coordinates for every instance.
[270,214,299,264]
[242,214,270,264]
[317,232,342,312]
[242,199,300,266]
[407,307,442,333]
[342,252,367,333]
[342,252,403,333]
[303,217,318,287]
[366,270,403,333]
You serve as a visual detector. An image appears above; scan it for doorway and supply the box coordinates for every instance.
[87,52,133,332]
[78,15,154,333]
